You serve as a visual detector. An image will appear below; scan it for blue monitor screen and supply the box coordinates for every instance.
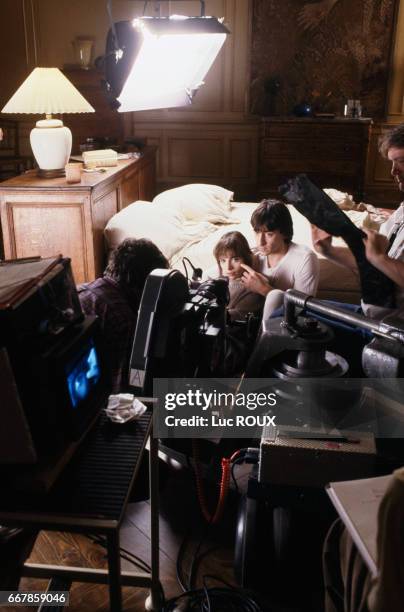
[66,340,101,409]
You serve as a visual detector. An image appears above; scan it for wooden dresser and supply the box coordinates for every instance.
[258,117,372,201]
[0,147,156,283]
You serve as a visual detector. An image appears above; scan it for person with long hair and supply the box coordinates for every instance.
[78,238,168,392]
[213,230,264,320]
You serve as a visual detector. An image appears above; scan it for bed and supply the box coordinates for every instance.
[104,183,391,304]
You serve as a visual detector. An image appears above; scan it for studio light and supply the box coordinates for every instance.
[104,13,229,112]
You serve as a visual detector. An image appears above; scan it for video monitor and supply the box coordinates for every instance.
[66,340,101,410]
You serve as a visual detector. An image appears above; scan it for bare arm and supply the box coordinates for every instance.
[363,229,404,288]
[312,226,358,274]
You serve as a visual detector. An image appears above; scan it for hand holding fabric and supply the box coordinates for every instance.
[362,228,390,265]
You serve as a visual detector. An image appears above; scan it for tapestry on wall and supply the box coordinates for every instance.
[250,0,398,118]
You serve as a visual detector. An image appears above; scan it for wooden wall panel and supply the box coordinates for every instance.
[133,122,259,198]
[0,0,36,109]
[387,0,404,117]
[168,137,224,178]
[229,139,252,179]
[226,0,252,113]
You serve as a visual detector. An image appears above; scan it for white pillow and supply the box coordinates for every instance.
[323,188,356,210]
[153,184,234,223]
[104,201,218,261]
[345,210,378,230]
[104,201,185,260]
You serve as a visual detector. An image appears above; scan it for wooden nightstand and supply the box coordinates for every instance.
[0,147,156,283]
[258,117,372,201]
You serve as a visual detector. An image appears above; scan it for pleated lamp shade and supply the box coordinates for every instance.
[2,67,95,177]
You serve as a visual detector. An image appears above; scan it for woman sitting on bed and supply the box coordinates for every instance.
[240,199,320,327]
[213,230,264,320]
[211,231,263,374]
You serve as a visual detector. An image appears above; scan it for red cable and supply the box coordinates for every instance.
[230,449,243,463]
[212,457,231,524]
[192,440,240,524]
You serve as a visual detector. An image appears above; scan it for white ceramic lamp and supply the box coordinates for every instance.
[1,68,95,177]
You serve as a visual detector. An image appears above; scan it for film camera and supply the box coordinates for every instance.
[129,269,235,395]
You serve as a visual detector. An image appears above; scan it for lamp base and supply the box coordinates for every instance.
[37,168,66,179]
[30,119,72,177]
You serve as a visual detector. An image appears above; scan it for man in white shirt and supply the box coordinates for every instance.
[321,125,404,612]
[240,199,319,325]
[314,124,404,320]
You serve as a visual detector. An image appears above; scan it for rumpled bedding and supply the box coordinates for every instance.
[104,186,391,303]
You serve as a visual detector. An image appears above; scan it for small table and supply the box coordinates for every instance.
[0,411,163,612]
[0,148,157,283]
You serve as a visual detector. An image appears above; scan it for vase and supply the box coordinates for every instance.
[73,38,94,70]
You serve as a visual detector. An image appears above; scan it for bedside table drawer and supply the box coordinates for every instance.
[263,121,366,141]
[262,139,362,161]
[259,118,371,200]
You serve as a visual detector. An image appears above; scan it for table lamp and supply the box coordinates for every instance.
[1,67,95,178]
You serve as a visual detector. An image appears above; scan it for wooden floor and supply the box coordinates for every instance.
[4,459,325,612]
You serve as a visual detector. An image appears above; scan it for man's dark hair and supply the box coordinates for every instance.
[250,199,293,244]
[379,124,404,158]
[105,238,168,290]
